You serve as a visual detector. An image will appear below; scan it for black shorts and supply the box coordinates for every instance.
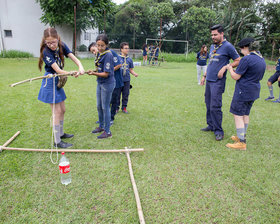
[268,71,280,85]
[230,99,255,116]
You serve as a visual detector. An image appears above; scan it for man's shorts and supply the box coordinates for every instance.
[268,71,280,87]
[230,99,255,116]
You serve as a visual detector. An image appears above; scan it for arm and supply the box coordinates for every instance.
[87,70,109,78]
[51,63,77,75]
[217,57,240,79]
[226,64,241,80]
[68,53,85,77]
[114,64,122,71]
[130,68,138,77]
[200,72,207,86]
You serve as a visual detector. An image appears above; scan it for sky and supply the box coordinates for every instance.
[112,0,128,5]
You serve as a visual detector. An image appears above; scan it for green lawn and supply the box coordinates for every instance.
[0,58,280,223]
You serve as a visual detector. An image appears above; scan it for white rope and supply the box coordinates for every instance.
[50,74,58,164]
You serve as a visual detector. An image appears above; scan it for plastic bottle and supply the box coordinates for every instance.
[59,152,71,185]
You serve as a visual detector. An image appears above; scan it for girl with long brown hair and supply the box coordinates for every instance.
[196,44,209,85]
[38,27,85,148]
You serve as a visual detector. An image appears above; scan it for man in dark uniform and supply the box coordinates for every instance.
[200,24,240,141]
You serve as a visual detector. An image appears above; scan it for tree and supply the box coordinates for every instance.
[182,6,215,51]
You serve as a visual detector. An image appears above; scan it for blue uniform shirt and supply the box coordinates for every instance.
[96,49,115,84]
[276,57,280,71]
[120,55,134,82]
[43,42,72,73]
[155,47,160,57]
[196,52,209,66]
[206,40,239,82]
[110,49,123,88]
[233,52,266,101]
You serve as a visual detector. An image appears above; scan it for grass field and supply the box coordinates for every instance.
[0,58,280,223]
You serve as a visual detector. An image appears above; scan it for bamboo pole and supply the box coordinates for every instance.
[125,148,145,224]
[9,72,91,87]
[1,146,144,153]
[0,131,21,152]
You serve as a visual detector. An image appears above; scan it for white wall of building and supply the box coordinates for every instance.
[0,0,78,57]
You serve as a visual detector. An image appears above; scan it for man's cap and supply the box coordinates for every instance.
[238,38,255,48]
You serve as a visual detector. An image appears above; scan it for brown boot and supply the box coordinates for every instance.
[226,141,246,151]
[231,135,240,142]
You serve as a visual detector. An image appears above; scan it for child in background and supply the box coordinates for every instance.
[196,45,209,85]
[87,34,115,139]
[38,27,84,148]
[142,44,148,66]
[118,42,139,114]
[265,48,280,103]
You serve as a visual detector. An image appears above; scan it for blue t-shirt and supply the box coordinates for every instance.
[276,57,280,71]
[155,47,160,57]
[233,52,266,101]
[120,55,134,82]
[206,40,239,82]
[96,49,115,84]
[196,52,209,66]
[149,46,154,56]
[110,49,123,88]
[43,42,72,73]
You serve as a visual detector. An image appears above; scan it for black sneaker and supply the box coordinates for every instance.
[60,133,74,139]
[265,96,274,101]
[200,126,213,132]
[92,127,105,134]
[215,134,224,141]
[54,141,73,148]
[97,131,112,139]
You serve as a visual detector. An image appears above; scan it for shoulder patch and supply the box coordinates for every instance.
[106,62,110,70]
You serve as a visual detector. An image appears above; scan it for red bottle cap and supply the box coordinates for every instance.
[61,152,65,155]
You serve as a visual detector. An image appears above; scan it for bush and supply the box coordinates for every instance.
[0,50,33,58]
[160,52,197,63]
[78,44,87,52]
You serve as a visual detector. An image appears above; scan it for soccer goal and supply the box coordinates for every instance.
[145,38,189,56]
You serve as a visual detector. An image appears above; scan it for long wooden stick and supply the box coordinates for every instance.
[0,131,21,152]
[126,148,145,224]
[1,146,144,153]
[9,72,91,87]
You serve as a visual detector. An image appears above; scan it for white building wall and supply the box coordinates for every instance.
[79,28,99,48]
[0,0,76,57]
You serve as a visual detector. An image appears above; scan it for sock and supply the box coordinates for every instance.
[236,128,245,141]
[269,86,274,97]
[244,123,248,134]
[54,125,61,144]
[60,120,64,136]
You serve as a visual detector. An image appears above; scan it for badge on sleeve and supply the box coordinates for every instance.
[106,63,110,70]
[46,56,52,63]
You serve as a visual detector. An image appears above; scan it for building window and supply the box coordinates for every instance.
[84,32,91,41]
[4,30,12,37]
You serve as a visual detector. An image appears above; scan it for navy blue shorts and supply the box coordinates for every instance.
[268,71,280,86]
[230,99,255,116]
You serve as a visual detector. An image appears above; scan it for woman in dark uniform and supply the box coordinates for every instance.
[226,38,266,150]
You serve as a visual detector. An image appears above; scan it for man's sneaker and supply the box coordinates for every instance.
[110,120,114,126]
[215,134,224,141]
[265,96,274,101]
[60,133,74,139]
[92,127,104,134]
[272,99,280,103]
[226,141,246,150]
[54,141,73,148]
[231,135,240,142]
[122,107,128,114]
[200,126,213,132]
[97,131,112,139]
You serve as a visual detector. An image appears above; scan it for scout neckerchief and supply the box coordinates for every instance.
[120,54,129,76]
[209,40,226,62]
[250,51,263,58]
[95,49,111,71]
[54,48,63,69]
